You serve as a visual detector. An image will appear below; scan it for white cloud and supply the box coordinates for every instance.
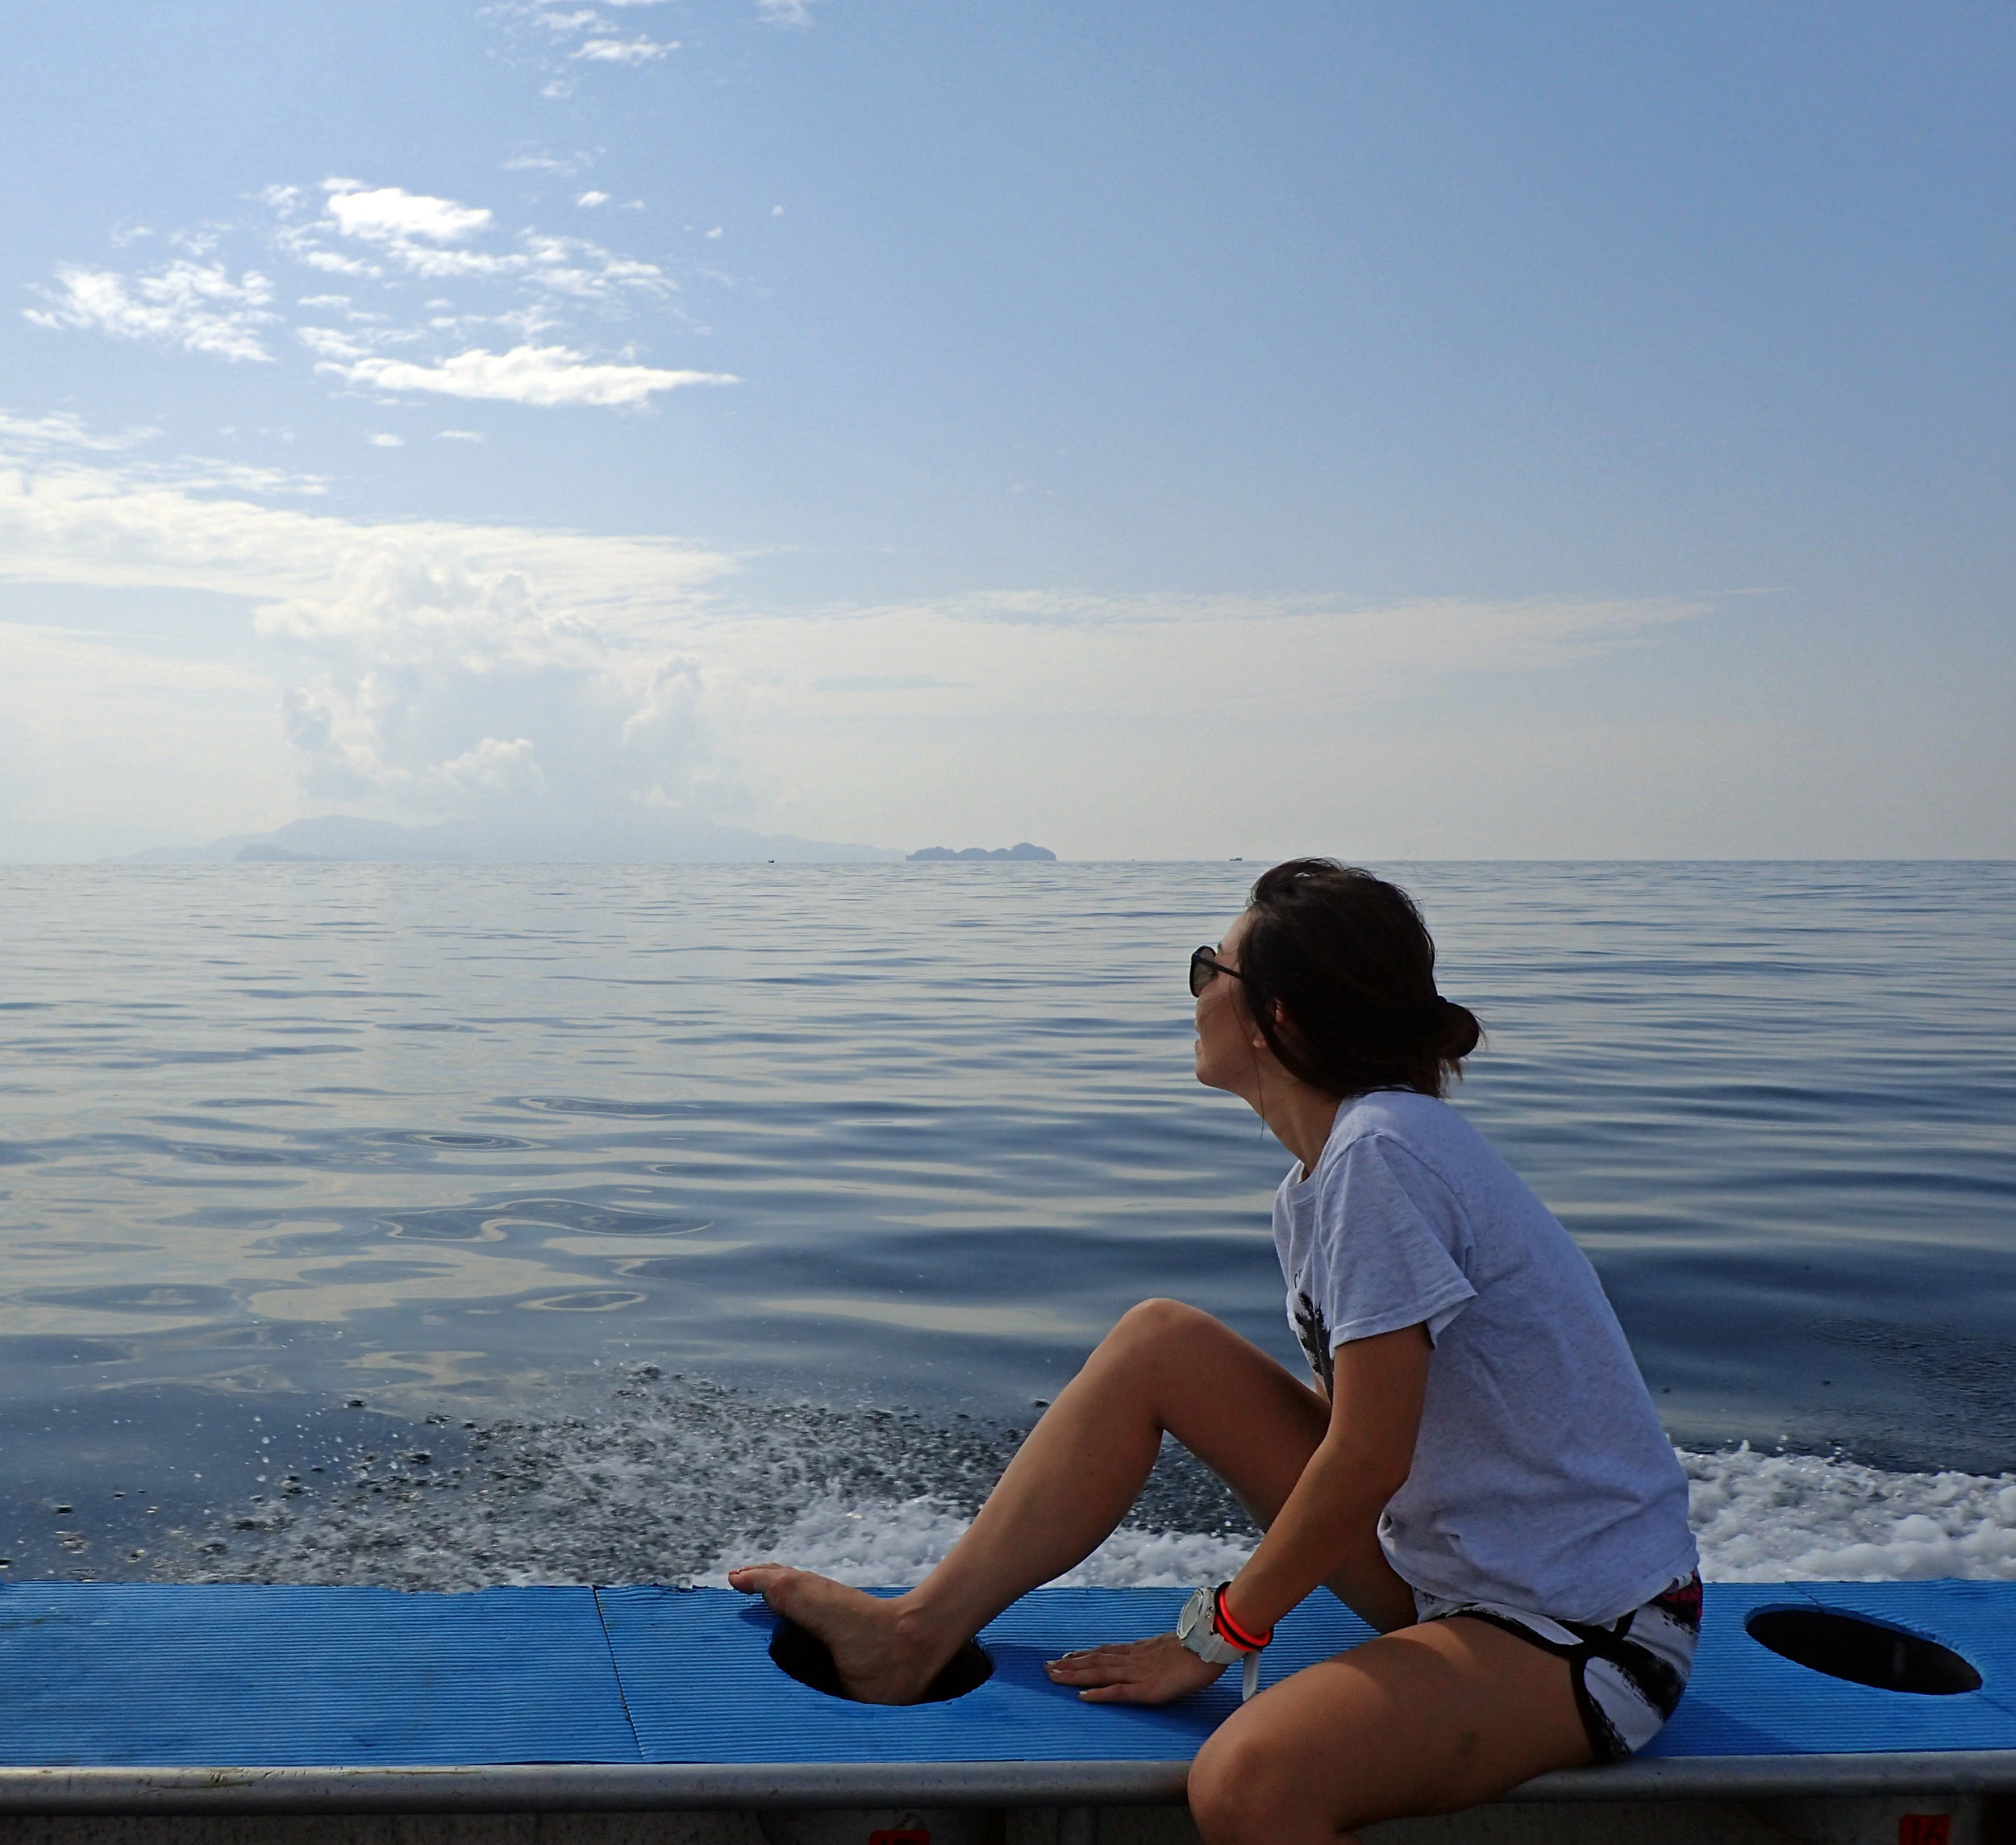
[0,410,155,453]
[145,456,330,497]
[0,423,1763,856]
[295,325,371,362]
[502,149,592,175]
[323,343,737,408]
[323,182,493,245]
[281,183,527,282]
[262,552,732,814]
[292,245,382,279]
[0,444,729,607]
[24,260,277,362]
[269,185,670,310]
[368,433,405,448]
[0,409,321,494]
[572,36,676,61]
[756,0,818,23]
[436,429,485,443]
[0,440,740,823]
[519,235,670,301]
[27,183,679,410]
[435,735,548,798]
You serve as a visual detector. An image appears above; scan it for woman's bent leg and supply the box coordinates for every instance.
[1187,1616,1597,1845]
[730,1297,1331,1702]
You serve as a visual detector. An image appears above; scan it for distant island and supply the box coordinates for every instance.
[906,843,1056,861]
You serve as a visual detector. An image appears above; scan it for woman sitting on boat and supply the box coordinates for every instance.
[733,858,1700,1845]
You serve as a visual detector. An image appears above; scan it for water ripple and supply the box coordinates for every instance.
[0,859,2010,1493]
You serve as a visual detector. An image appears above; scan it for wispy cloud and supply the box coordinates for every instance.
[274,181,673,300]
[296,181,516,281]
[144,456,331,498]
[30,178,718,415]
[0,408,325,494]
[755,0,820,24]
[0,410,156,452]
[520,234,671,301]
[323,343,736,407]
[481,0,686,94]
[502,148,593,176]
[710,590,1713,722]
[572,36,676,62]
[24,260,277,362]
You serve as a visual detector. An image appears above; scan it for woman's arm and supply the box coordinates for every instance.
[1224,1320,1430,1638]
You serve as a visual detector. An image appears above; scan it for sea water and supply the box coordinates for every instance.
[0,860,2011,1589]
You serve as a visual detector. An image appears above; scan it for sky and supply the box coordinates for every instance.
[0,1,2010,861]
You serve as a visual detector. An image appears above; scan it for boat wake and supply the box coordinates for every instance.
[159,1368,2016,1592]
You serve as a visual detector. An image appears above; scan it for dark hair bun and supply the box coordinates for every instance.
[1424,996,1483,1064]
[1239,861,1481,1099]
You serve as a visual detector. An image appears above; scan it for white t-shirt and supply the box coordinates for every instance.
[1274,1089,1697,1625]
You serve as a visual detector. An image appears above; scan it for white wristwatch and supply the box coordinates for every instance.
[1177,1585,1264,1702]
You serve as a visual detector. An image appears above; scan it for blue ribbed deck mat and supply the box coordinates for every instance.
[0,1579,2008,1765]
[600,1585,1376,1763]
[0,1583,639,1766]
[1646,1581,2016,1758]
[601,1581,2016,1764]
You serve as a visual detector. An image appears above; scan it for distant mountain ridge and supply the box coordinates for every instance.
[120,813,905,865]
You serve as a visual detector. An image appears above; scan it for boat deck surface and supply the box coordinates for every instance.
[0,1579,2008,1804]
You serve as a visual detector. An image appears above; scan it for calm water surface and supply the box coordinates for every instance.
[2,861,2011,1579]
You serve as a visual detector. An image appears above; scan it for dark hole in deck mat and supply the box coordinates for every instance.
[770,1621,993,1703]
[1745,1609,1982,1696]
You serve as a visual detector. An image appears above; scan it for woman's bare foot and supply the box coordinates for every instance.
[728,1563,960,1705]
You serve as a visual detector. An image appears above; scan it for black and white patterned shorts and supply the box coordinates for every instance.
[1413,1572,1702,1762]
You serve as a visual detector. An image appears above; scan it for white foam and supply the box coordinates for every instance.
[184,1372,2016,1594]
[702,1448,2016,1591]
[694,1493,1254,1589]
[1686,1444,2016,1582]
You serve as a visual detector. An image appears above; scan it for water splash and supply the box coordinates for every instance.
[170,1369,2016,1592]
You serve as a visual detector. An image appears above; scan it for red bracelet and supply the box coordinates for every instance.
[1213,1582,1272,1651]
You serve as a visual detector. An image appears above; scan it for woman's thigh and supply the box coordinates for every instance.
[1187,1615,1596,1845]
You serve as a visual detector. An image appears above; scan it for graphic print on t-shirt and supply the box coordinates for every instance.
[1294,1290,1334,1397]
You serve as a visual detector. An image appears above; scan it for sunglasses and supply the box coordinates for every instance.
[1189,946,1248,999]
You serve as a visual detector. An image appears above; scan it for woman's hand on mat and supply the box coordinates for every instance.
[1044,1632,1227,1704]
